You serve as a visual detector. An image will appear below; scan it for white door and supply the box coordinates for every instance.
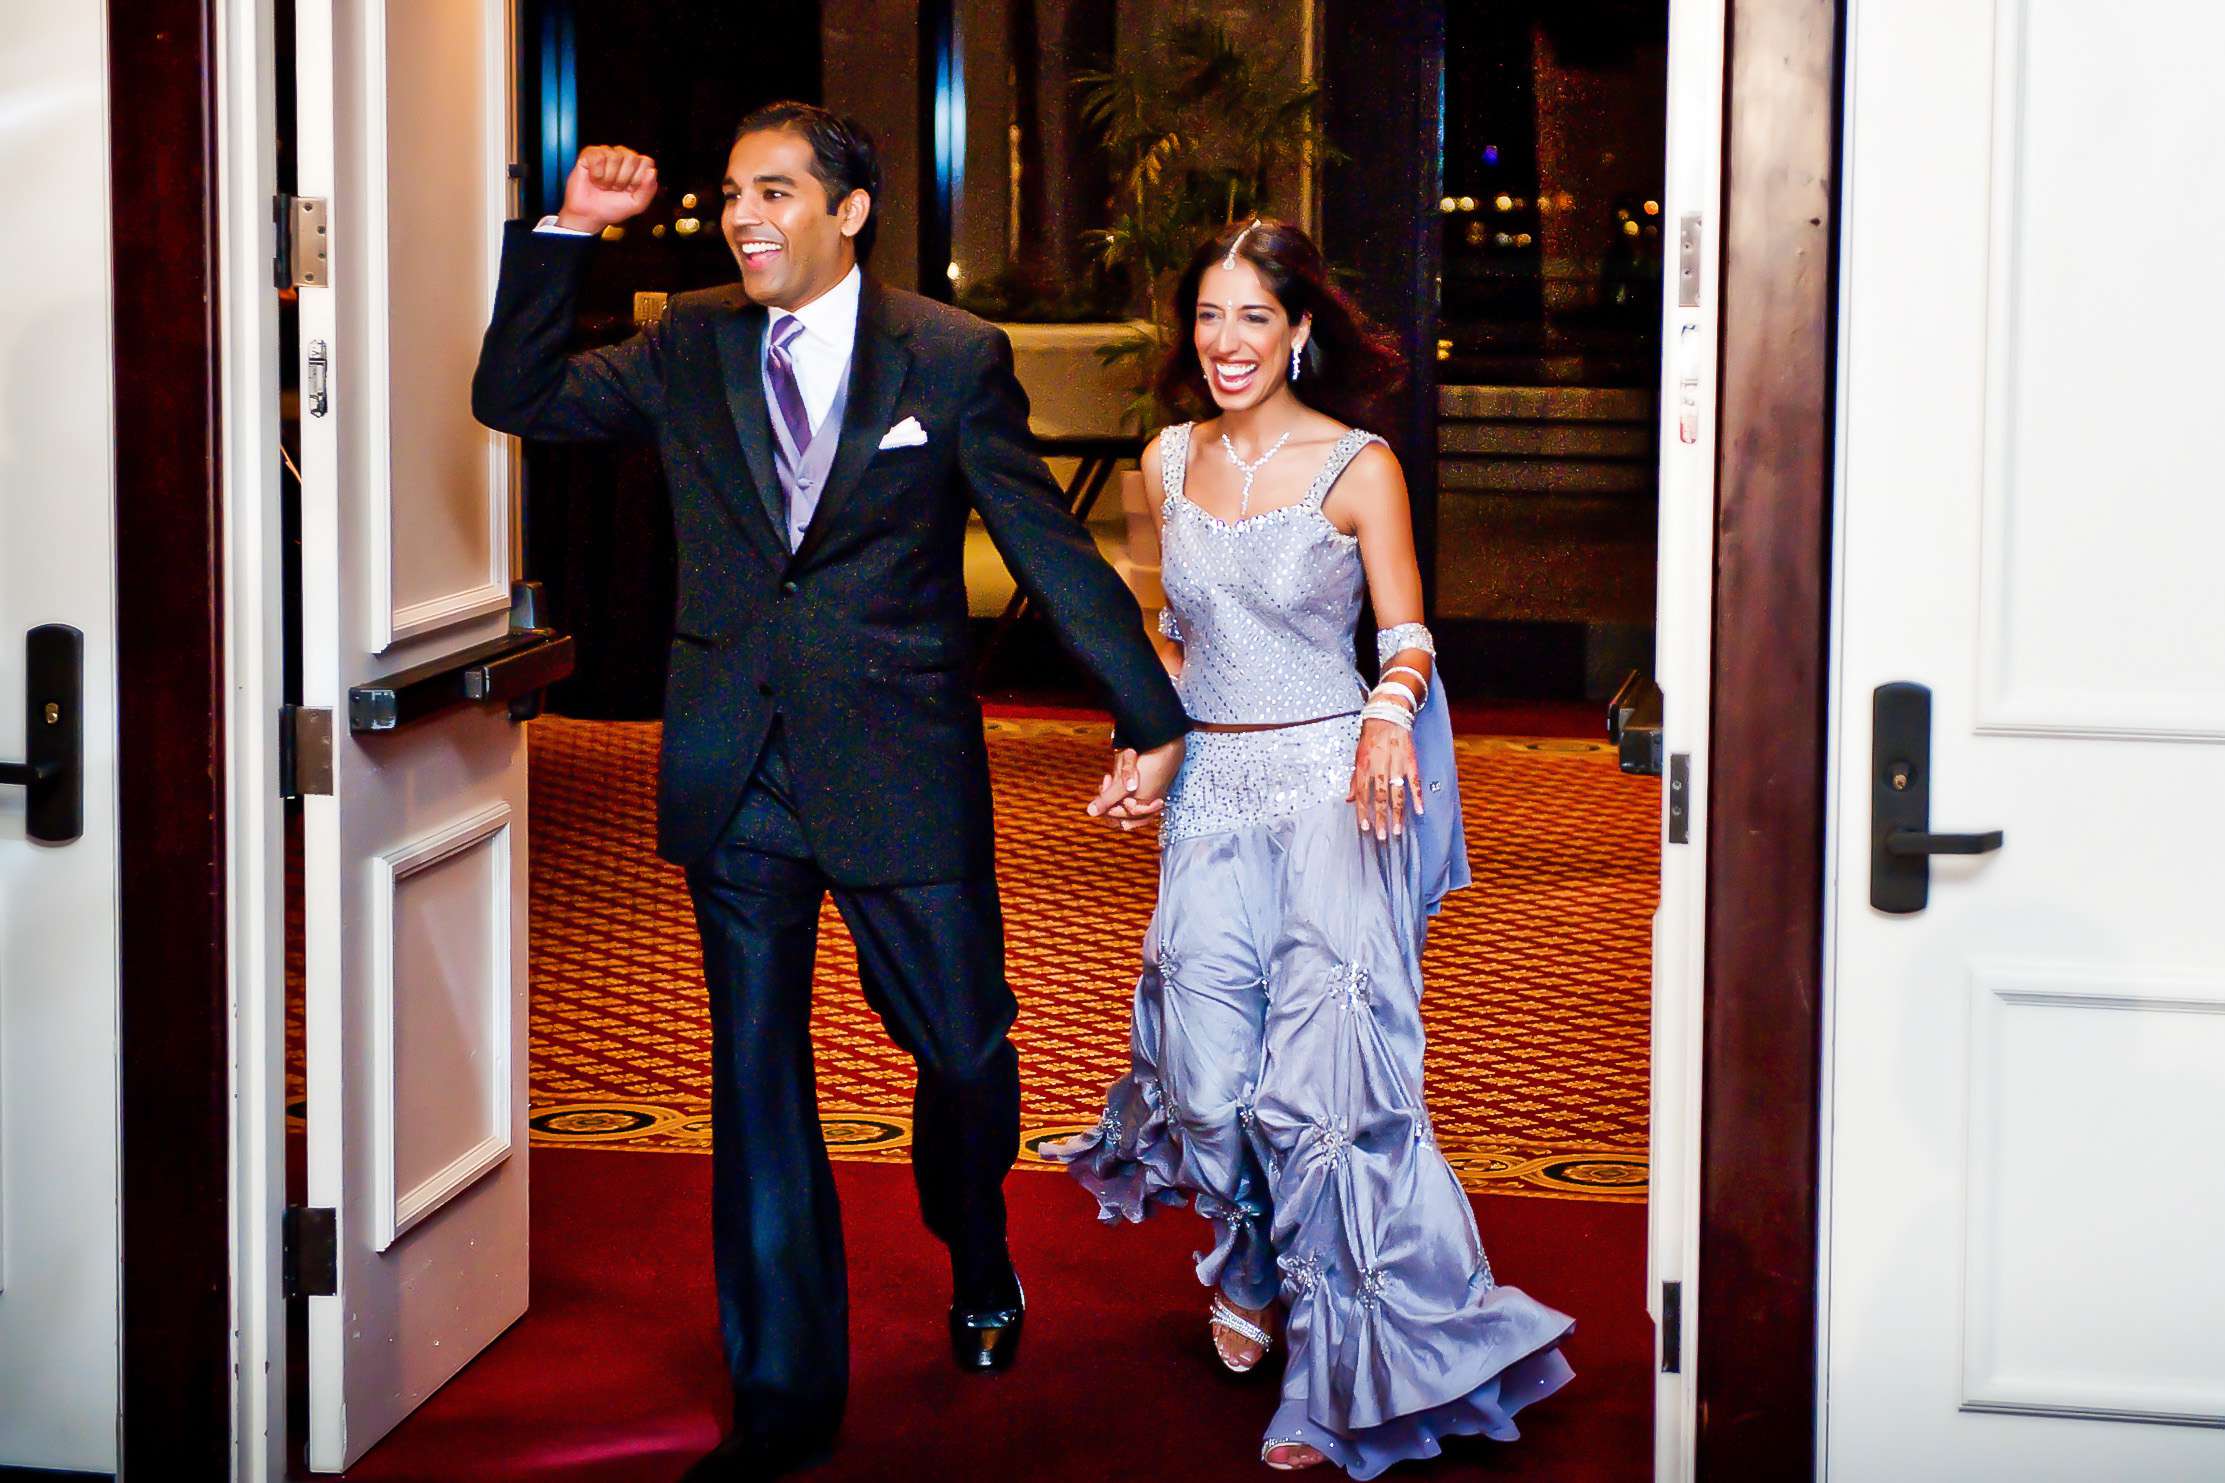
[294,0,533,1468]
[0,0,122,1472]
[1648,1,1725,1477]
[1824,2,2225,1478]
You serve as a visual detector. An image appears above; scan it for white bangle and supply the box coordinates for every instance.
[1379,664,1430,702]
[1368,683,1418,713]
[1360,700,1416,731]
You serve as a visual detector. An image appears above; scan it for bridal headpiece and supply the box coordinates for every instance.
[1222,217,1261,270]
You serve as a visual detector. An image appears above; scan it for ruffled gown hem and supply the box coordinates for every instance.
[1266,1341,1576,1481]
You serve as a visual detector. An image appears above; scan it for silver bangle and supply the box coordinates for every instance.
[1375,623,1436,665]
[1367,683,1418,713]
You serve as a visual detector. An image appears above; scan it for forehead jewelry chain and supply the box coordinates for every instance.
[1223,217,1261,269]
[1219,429,1292,517]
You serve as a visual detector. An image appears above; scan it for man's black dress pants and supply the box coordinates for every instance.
[683,728,1021,1453]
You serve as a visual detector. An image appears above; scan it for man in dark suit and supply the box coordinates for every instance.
[472,103,1188,1480]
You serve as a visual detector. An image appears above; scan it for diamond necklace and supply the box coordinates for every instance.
[1219,429,1294,516]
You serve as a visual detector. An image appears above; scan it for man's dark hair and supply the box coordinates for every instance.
[732,101,881,265]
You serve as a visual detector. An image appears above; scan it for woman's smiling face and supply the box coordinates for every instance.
[1192,258,1310,413]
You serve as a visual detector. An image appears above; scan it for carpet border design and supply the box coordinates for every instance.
[519,1104,1647,1203]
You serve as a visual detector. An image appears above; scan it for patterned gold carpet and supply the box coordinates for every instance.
[518,714,1658,1203]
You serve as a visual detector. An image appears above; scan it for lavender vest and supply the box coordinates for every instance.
[762,335,855,551]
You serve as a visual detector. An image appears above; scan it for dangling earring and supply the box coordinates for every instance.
[1290,344,1304,383]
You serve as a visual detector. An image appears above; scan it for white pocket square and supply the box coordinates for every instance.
[877,416,929,450]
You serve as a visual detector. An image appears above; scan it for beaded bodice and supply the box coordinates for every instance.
[1157,422,1383,725]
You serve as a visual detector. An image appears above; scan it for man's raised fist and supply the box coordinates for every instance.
[555,145,659,233]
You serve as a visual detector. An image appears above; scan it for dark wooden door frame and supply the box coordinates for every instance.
[109,0,234,1475]
[1697,2,1842,1475]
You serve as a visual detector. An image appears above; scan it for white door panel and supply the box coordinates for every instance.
[295,0,529,1468]
[0,0,122,1471]
[1824,0,2225,1476]
[361,0,515,646]
[1650,2,1725,1479]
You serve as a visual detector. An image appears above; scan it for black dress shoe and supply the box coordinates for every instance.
[949,1269,1026,1373]
[677,1430,834,1482]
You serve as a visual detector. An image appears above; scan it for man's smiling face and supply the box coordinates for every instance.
[721,127,868,312]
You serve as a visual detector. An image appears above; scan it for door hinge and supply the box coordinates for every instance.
[278,705,334,799]
[1666,753,1691,845]
[1660,1279,1683,1372]
[284,1205,338,1299]
[274,193,330,289]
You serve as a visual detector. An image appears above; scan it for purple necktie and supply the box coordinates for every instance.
[766,315,813,454]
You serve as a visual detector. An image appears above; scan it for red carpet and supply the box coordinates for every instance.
[339,1149,1649,1482]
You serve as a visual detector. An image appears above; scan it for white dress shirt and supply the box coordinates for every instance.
[763,265,861,440]
[533,216,860,439]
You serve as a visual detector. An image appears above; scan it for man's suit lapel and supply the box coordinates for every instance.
[790,279,913,569]
[710,303,791,556]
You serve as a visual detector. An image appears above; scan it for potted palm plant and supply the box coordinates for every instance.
[975,16,1335,436]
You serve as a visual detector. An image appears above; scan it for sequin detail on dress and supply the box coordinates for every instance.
[1156,422,1380,728]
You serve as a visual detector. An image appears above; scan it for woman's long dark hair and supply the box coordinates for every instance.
[1154,217,1406,432]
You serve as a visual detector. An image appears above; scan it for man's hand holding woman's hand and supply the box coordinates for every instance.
[1086,736,1185,831]
[555,145,660,234]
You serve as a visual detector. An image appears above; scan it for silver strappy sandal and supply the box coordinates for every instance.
[1208,1293,1274,1374]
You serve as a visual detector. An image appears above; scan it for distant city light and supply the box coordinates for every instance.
[1439,196,1458,212]
[1458,195,1478,212]
[1483,145,1500,165]
[1643,199,1660,215]
[947,261,962,282]
[1493,193,1513,212]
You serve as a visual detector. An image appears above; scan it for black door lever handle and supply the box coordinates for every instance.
[1886,828,2004,857]
[2,625,83,844]
[1871,682,2004,913]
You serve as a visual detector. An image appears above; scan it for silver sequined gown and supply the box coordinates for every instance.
[1046,424,1574,1477]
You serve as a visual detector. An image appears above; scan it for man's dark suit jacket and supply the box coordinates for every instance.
[472,222,1187,885]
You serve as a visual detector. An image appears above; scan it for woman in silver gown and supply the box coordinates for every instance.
[1049,219,1574,1475]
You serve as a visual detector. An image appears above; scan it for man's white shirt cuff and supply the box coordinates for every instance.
[534,214,593,236]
